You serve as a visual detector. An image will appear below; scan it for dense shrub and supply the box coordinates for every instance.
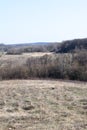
[6,48,23,55]
[0,50,87,81]
[0,65,28,79]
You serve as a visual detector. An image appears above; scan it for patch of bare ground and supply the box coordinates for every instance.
[0,80,87,130]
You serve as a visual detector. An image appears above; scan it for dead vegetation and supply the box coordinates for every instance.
[0,80,87,130]
[0,51,87,81]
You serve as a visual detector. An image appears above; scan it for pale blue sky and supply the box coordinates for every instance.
[0,0,87,44]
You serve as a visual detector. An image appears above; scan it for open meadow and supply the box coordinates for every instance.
[0,80,87,130]
[0,52,52,65]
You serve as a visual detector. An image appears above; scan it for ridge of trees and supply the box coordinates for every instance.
[0,38,87,54]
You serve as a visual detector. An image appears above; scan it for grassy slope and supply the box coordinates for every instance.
[0,80,87,130]
[0,52,52,65]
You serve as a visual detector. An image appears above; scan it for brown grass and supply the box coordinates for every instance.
[0,52,52,68]
[0,80,87,130]
[0,52,52,60]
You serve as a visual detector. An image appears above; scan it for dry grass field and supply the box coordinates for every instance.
[0,52,52,68]
[0,80,87,130]
[0,52,52,61]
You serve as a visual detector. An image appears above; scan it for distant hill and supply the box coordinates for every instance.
[5,42,50,46]
[0,38,87,53]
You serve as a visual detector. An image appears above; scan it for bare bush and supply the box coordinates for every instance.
[0,51,87,81]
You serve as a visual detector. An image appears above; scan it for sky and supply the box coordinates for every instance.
[0,0,87,44]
